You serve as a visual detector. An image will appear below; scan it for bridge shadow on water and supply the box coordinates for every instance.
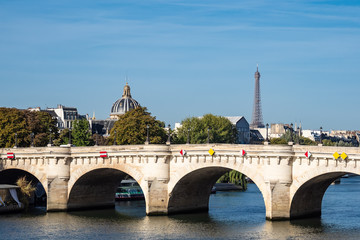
[1,177,360,240]
[67,200,147,221]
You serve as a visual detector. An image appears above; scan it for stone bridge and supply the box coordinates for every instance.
[1,144,360,220]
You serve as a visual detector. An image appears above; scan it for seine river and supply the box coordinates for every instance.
[1,176,360,239]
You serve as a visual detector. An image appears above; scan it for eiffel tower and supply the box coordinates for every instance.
[250,65,265,128]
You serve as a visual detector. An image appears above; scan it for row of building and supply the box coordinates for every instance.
[27,83,256,143]
[27,81,359,145]
[28,83,139,136]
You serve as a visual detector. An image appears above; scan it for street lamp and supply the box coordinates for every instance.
[320,126,323,144]
[68,128,72,146]
[207,128,211,144]
[30,132,34,147]
[95,130,98,146]
[296,127,300,145]
[266,123,269,142]
[187,128,190,144]
[145,125,150,144]
[113,130,117,145]
[166,124,171,145]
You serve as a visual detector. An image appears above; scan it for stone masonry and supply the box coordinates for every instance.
[1,144,360,220]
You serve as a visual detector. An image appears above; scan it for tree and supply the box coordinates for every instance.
[110,107,167,145]
[322,139,335,146]
[270,138,288,145]
[0,108,27,148]
[174,114,237,144]
[72,119,92,146]
[92,133,110,146]
[300,137,317,145]
[0,108,58,147]
[174,114,243,189]
[16,176,36,210]
[53,128,70,146]
[322,139,353,147]
[217,170,248,190]
[24,110,58,147]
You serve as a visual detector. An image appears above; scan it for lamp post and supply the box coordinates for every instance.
[266,123,269,142]
[320,126,323,144]
[166,124,171,145]
[30,132,34,147]
[145,125,150,145]
[95,130,98,146]
[113,130,117,145]
[207,128,211,144]
[187,128,190,144]
[296,127,300,145]
[68,128,72,146]
[14,133,18,148]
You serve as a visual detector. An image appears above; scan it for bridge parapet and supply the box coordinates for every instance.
[291,145,360,180]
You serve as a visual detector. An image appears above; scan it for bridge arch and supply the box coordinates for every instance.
[167,164,266,215]
[0,166,47,196]
[290,169,359,219]
[0,168,48,206]
[67,164,147,211]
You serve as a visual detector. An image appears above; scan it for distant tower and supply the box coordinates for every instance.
[250,65,265,128]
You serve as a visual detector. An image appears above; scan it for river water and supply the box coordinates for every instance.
[1,176,360,239]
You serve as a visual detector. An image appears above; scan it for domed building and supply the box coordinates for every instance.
[89,83,141,135]
[110,83,140,119]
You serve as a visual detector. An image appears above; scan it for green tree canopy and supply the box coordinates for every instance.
[0,108,27,148]
[111,107,167,145]
[269,138,288,145]
[322,139,354,147]
[53,128,70,146]
[0,108,58,147]
[174,114,237,144]
[24,111,58,146]
[92,133,109,146]
[322,139,335,146]
[72,119,92,146]
[217,170,247,190]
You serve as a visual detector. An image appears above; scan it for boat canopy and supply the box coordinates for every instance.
[0,184,20,189]
[0,184,22,207]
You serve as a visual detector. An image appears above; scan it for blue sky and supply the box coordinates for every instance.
[1,0,359,130]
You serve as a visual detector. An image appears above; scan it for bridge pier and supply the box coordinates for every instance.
[46,156,70,211]
[264,155,292,220]
[146,178,169,215]
[47,177,69,211]
[265,181,291,220]
[144,155,170,215]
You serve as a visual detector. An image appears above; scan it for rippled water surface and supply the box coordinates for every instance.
[1,177,360,239]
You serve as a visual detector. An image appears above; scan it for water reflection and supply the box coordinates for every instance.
[0,177,360,239]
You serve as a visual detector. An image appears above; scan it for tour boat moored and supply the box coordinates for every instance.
[115,180,144,201]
